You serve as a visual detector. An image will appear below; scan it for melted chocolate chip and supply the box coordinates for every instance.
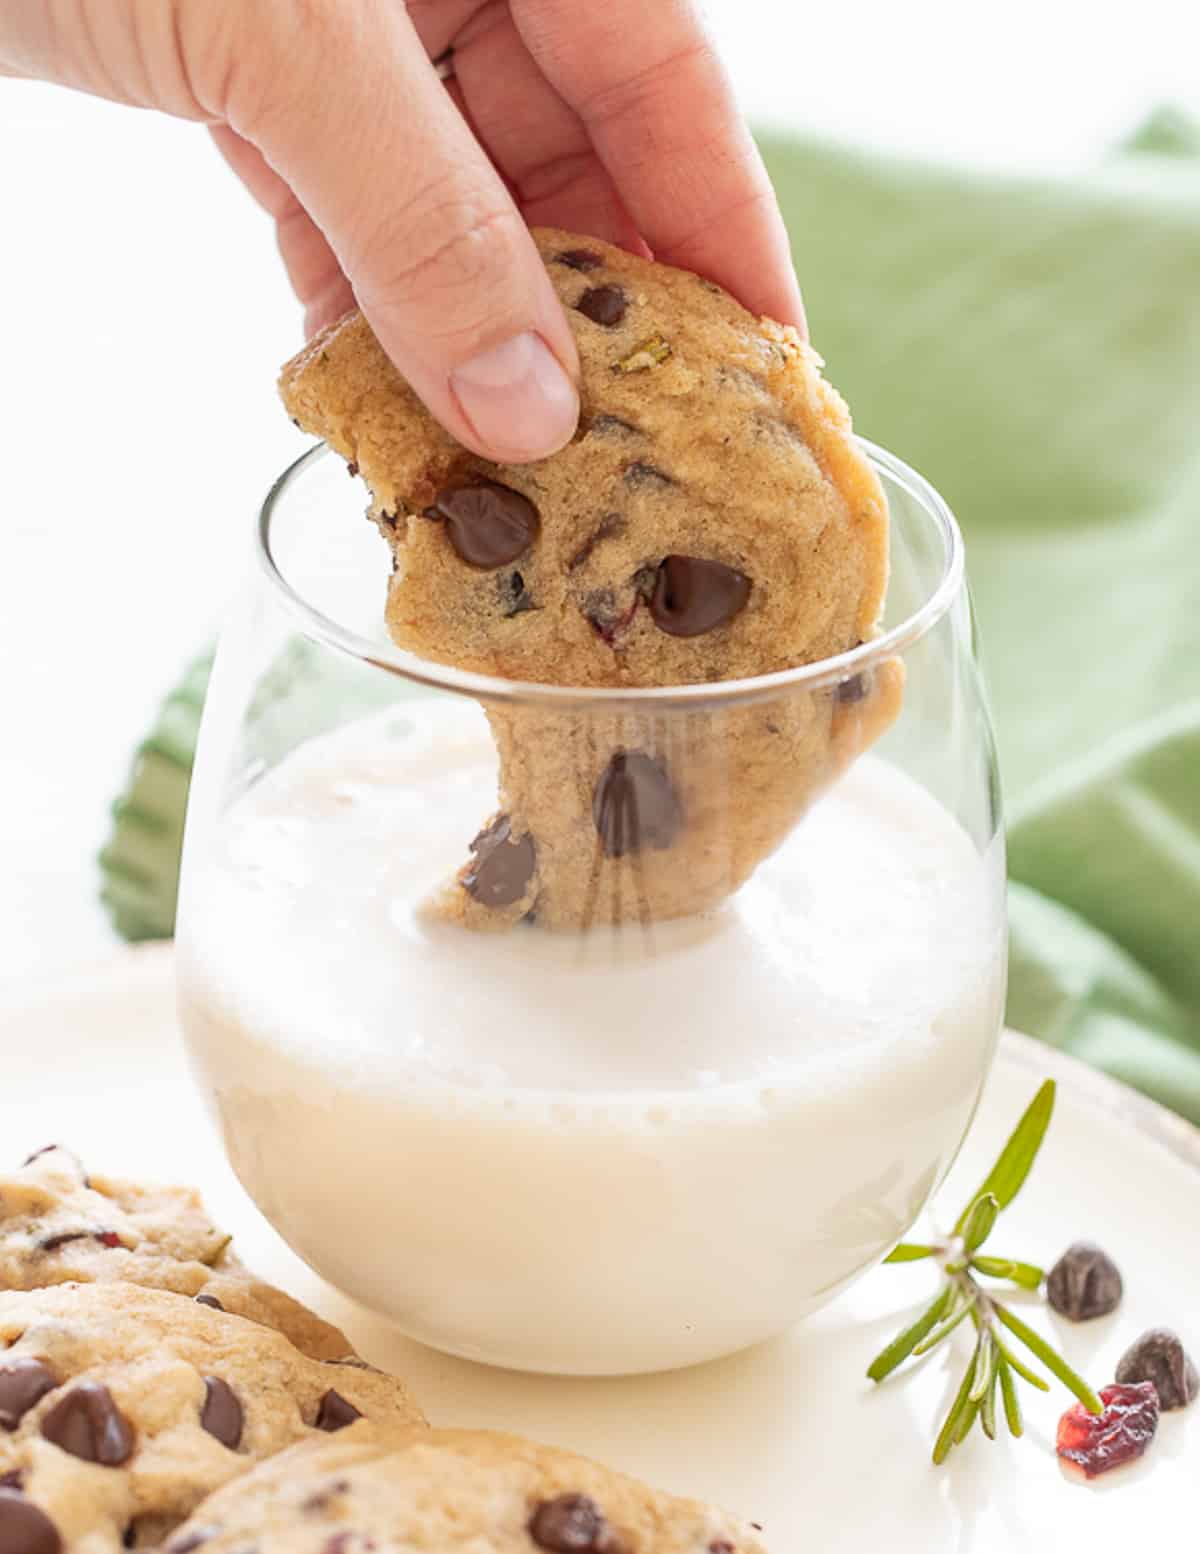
[40,1381,134,1466]
[592,752,683,857]
[314,1390,362,1433]
[0,1359,58,1430]
[586,414,639,439]
[121,1523,136,1549]
[528,1494,622,1553]
[1115,1328,1198,1410]
[167,1530,216,1553]
[623,461,673,490]
[462,817,536,909]
[1046,1242,1123,1321]
[500,570,536,617]
[425,481,539,568]
[200,1377,243,1449]
[708,1544,736,1553]
[649,555,751,638]
[36,1231,91,1252]
[302,1480,350,1514]
[568,515,625,572]
[576,285,627,327]
[0,1491,61,1554]
[194,1294,224,1312]
[554,249,603,272]
[835,672,869,704]
[346,462,359,478]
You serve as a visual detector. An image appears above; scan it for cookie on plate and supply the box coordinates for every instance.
[161,1427,770,1553]
[0,1282,424,1552]
[280,228,901,930]
[0,1145,353,1363]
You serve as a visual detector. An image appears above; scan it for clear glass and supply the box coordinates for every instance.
[176,444,1006,1376]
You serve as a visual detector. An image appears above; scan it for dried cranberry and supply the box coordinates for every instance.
[1056,1382,1159,1477]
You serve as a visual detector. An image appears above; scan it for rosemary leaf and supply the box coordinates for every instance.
[866,1287,952,1381]
[883,1243,937,1264]
[912,1293,976,1357]
[960,1192,1000,1255]
[980,1359,1000,1440]
[953,1080,1055,1234]
[932,1360,978,1465]
[970,1255,1045,1290]
[993,1302,1103,1413]
[968,1329,997,1403]
[998,1355,1023,1436]
[994,1335,1050,1392]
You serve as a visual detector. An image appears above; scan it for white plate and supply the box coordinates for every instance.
[2,946,1196,1549]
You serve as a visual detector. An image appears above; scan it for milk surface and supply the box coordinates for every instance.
[178,703,1006,1373]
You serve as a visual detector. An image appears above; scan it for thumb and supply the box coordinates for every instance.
[225,0,580,463]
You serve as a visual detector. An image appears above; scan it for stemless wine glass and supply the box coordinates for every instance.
[175,443,1006,1377]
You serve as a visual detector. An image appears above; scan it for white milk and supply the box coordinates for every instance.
[177,703,1006,1374]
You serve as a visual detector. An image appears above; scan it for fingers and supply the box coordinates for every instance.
[512,0,805,331]
[449,2,641,249]
[209,127,353,335]
[221,0,580,463]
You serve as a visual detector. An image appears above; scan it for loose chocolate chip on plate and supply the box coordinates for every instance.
[314,1389,362,1433]
[649,555,751,638]
[1115,1327,1198,1410]
[0,1359,58,1430]
[1046,1241,1123,1321]
[194,1294,224,1312]
[576,285,627,327]
[200,1377,244,1449]
[0,1491,61,1554]
[425,481,539,568]
[529,1494,622,1553]
[554,249,603,272]
[593,752,683,858]
[463,817,536,909]
[41,1381,135,1466]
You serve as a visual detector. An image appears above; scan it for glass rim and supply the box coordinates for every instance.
[256,438,965,710]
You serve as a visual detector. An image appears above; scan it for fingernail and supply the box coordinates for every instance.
[450,332,579,461]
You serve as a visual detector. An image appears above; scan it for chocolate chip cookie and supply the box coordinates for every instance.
[161,1428,770,1553]
[280,228,901,930]
[0,1282,424,1552]
[0,1145,352,1362]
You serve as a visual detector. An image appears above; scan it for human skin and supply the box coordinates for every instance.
[1,0,805,462]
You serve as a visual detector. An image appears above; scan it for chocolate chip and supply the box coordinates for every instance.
[194,1294,224,1312]
[623,461,673,490]
[593,752,683,857]
[36,1231,91,1252]
[0,1474,21,1492]
[709,1544,736,1553]
[586,414,639,439]
[1115,1328,1198,1410]
[1046,1242,1123,1321]
[200,1377,243,1449]
[21,1146,61,1168]
[0,1359,58,1430]
[314,1389,362,1432]
[463,816,536,909]
[302,1480,350,1514]
[0,1491,61,1554]
[649,555,751,637]
[167,1530,216,1553]
[576,286,627,327]
[835,673,869,704]
[554,249,603,272]
[568,515,625,572]
[528,1494,622,1553]
[500,570,536,617]
[122,1524,136,1549]
[425,480,539,568]
[346,461,359,478]
[41,1381,134,1466]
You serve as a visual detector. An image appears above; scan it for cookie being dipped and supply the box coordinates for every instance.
[280,228,902,930]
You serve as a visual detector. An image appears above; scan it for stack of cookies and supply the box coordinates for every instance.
[280,229,901,933]
[0,1145,768,1551]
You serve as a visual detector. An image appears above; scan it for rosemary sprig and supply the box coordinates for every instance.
[868,1079,1103,1463]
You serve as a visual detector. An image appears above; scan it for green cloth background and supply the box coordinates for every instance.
[103,115,1200,1123]
[759,113,1200,1122]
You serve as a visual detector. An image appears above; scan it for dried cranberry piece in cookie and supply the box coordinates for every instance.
[0,1358,58,1430]
[1056,1382,1159,1477]
[649,557,751,638]
[593,753,683,857]
[40,1381,134,1466]
[576,286,628,327]
[462,817,536,909]
[529,1494,623,1553]
[200,1377,244,1449]
[424,481,539,568]
[0,1490,61,1554]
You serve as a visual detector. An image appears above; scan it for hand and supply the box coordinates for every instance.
[2,0,804,462]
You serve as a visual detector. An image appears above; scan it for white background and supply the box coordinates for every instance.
[2,0,1198,985]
